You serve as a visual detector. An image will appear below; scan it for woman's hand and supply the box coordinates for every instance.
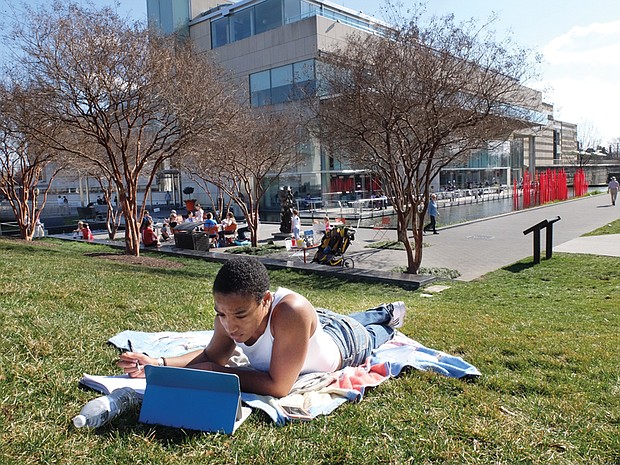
[117,352,156,378]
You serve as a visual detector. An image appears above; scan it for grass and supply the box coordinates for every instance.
[225,243,285,255]
[0,237,619,464]
[583,217,620,236]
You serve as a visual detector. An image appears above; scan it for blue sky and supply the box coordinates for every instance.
[2,0,619,143]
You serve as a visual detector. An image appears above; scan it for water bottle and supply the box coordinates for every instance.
[72,387,140,428]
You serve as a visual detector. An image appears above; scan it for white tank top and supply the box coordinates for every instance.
[237,287,341,374]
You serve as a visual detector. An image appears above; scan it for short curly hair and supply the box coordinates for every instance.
[212,256,270,302]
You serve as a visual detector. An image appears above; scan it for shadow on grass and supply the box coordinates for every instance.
[86,407,274,443]
[503,261,537,274]
[81,251,221,281]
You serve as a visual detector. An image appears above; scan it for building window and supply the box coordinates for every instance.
[231,8,253,42]
[250,70,271,107]
[255,0,283,35]
[271,65,294,104]
[211,17,229,48]
[284,0,301,22]
[250,59,316,107]
[293,60,315,99]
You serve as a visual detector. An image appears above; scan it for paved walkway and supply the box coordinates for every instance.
[332,193,619,281]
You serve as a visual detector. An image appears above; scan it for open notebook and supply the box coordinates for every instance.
[139,366,252,434]
[79,373,147,398]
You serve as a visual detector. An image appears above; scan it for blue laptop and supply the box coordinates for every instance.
[139,366,251,434]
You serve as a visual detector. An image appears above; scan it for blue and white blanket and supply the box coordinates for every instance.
[103,330,481,425]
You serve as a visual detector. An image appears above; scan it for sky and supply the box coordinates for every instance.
[2,0,619,144]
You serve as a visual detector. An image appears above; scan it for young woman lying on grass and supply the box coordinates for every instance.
[118,256,406,397]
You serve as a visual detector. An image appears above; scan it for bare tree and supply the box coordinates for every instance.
[185,109,302,247]
[0,82,63,240]
[7,2,237,255]
[314,10,539,273]
[609,137,620,159]
[575,119,603,167]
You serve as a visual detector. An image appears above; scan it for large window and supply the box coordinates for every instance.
[231,8,253,42]
[271,65,293,104]
[255,0,282,35]
[211,17,229,48]
[250,60,316,107]
[250,71,271,107]
[293,60,315,99]
[284,0,301,22]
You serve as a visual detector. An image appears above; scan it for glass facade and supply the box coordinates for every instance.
[440,141,523,188]
[209,0,384,49]
[147,0,190,37]
[250,60,316,107]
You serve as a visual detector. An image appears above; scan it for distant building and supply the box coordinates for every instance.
[48,0,579,211]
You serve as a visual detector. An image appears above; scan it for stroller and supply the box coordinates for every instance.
[312,225,355,268]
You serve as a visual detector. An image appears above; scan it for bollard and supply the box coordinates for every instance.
[545,216,561,259]
[523,216,561,264]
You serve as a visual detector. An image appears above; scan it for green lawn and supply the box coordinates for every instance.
[0,237,618,464]
[583,217,620,236]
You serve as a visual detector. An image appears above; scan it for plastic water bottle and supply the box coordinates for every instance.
[72,387,140,428]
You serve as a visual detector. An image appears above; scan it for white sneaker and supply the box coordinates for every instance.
[388,301,406,329]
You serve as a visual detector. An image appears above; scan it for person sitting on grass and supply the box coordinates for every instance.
[160,222,171,242]
[141,219,160,248]
[81,222,94,241]
[118,256,406,397]
[73,221,85,239]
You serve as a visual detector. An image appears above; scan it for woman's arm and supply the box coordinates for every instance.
[191,294,315,397]
[118,348,207,378]
[117,318,237,378]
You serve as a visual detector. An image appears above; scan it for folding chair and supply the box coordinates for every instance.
[372,216,391,240]
[206,225,220,247]
[222,224,237,245]
[284,238,304,261]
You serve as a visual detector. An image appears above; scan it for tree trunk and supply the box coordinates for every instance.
[106,202,119,241]
[412,210,425,273]
[119,189,140,256]
[249,208,260,248]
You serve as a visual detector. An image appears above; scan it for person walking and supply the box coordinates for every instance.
[608,176,619,206]
[423,193,439,234]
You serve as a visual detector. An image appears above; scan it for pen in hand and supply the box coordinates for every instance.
[127,339,141,372]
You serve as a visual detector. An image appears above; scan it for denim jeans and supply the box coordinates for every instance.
[317,304,395,368]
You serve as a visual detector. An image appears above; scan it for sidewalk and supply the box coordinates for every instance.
[333,193,619,281]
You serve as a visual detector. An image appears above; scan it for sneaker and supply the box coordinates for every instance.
[388,301,406,329]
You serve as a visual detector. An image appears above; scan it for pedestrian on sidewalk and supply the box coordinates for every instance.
[424,193,439,234]
[608,176,619,206]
